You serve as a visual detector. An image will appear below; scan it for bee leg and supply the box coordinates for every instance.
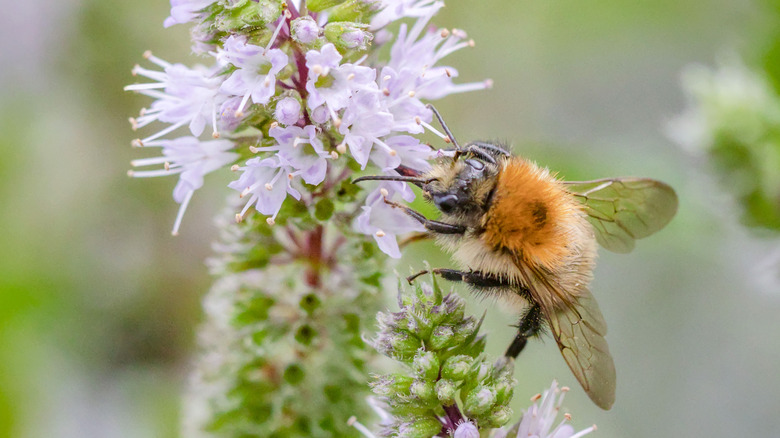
[432,269,509,287]
[383,199,466,235]
[504,304,543,358]
[406,268,510,287]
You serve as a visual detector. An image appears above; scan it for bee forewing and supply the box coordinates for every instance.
[564,178,678,254]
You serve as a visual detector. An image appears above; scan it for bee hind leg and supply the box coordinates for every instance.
[505,304,543,358]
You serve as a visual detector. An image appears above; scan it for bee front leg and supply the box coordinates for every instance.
[383,199,466,235]
[505,304,543,359]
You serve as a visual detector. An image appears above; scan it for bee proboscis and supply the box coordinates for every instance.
[354,106,678,410]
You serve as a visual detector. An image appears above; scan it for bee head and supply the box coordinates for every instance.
[424,156,499,217]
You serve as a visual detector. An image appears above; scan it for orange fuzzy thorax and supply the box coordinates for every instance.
[482,158,583,269]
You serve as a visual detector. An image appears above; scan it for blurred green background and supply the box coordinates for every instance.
[1,0,779,437]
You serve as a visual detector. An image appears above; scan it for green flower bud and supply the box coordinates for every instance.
[389,331,422,359]
[453,318,477,342]
[412,351,440,380]
[328,0,377,22]
[306,0,347,13]
[463,385,496,417]
[409,379,437,404]
[427,325,456,351]
[493,379,515,405]
[324,22,373,51]
[215,0,282,31]
[397,416,442,438]
[441,355,472,381]
[441,294,466,321]
[370,375,413,397]
[486,405,513,428]
[474,362,492,383]
[434,379,457,405]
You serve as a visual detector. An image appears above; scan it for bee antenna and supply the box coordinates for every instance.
[426,104,461,153]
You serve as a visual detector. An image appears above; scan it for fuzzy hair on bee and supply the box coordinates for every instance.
[353,106,678,410]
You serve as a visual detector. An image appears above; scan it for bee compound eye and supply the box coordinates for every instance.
[434,194,459,213]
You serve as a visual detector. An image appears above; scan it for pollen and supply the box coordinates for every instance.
[164,161,170,171]
[330,151,339,159]
[266,217,275,226]
[440,29,450,38]
[265,183,274,191]
[375,230,386,237]
[231,165,240,171]
[337,143,347,154]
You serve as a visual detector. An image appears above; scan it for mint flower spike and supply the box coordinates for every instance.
[129,0,489,238]
[367,273,514,437]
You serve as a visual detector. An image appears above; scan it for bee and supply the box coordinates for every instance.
[353,106,678,410]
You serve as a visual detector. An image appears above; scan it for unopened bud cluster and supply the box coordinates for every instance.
[369,275,515,437]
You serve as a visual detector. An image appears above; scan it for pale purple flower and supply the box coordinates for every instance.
[129,136,237,234]
[383,135,435,172]
[492,381,596,438]
[164,0,213,28]
[218,35,289,117]
[339,92,395,169]
[355,182,422,259]
[263,125,330,185]
[305,44,378,115]
[375,11,491,134]
[229,155,302,224]
[291,16,319,44]
[275,97,302,125]
[125,53,225,144]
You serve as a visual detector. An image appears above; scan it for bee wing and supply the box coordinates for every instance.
[516,261,617,410]
[563,178,678,253]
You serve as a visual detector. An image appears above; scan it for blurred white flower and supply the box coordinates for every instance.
[492,381,596,438]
